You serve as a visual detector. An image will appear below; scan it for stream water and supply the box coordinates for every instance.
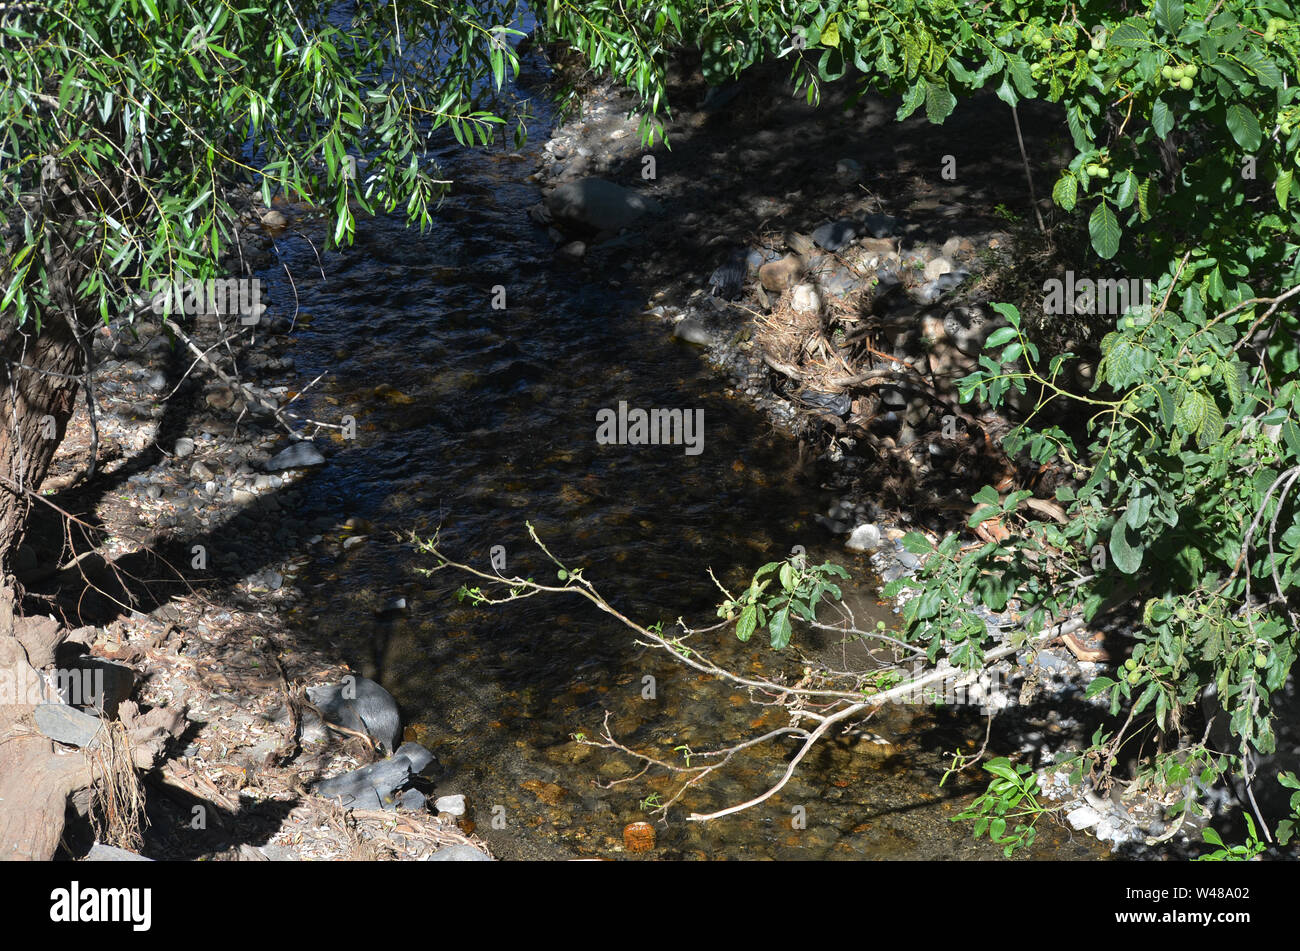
[256,44,1109,861]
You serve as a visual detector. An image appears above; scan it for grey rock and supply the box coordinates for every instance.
[819,266,860,297]
[835,158,863,185]
[861,214,898,238]
[923,256,954,281]
[558,240,586,262]
[146,370,168,392]
[814,514,852,535]
[189,461,214,482]
[673,316,714,347]
[247,569,282,592]
[265,440,326,471]
[396,789,427,812]
[34,703,103,748]
[812,219,859,252]
[306,676,401,752]
[879,385,909,409]
[544,178,661,233]
[173,437,195,459]
[395,741,437,775]
[314,754,415,810]
[425,844,492,862]
[896,550,922,570]
[379,596,408,615]
[1034,651,1070,673]
[84,843,152,862]
[913,269,972,304]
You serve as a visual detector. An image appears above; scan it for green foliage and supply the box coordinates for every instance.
[949,757,1053,857]
[717,552,849,649]
[1198,814,1268,860]
[1199,771,1300,857]
[2,0,531,328]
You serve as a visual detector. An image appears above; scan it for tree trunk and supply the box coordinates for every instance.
[0,299,84,578]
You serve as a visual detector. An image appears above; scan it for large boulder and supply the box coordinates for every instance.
[545,178,661,233]
[306,675,401,752]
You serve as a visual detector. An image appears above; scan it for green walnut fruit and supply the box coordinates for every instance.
[1179,76,1194,90]
[1162,64,1174,80]
[1175,606,1191,621]
[1124,657,1138,670]
[1255,652,1269,668]
[1095,167,1110,178]
[1086,163,1101,175]
[1183,64,1197,78]
[1120,316,1133,329]
[1088,48,1100,61]
[1127,669,1143,684]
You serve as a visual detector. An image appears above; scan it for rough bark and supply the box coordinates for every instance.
[0,310,83,576]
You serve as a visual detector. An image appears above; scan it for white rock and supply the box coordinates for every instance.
[435,794,467,817]
[845,523,881,552]
[1066,805,1101,830]
[923,256,954,281]
[791,283,821,314]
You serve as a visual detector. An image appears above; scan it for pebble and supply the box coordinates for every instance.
[174,437,195,459]
[896,550,922,570]
[812,219,859,252]
[673,316,714,346]
[265,441,326,471]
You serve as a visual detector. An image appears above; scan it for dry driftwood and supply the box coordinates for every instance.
[0,600,185,860]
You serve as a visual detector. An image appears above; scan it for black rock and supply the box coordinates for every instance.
[708,248,749,300]
[861,214,899,238]
[796,390,852,416]
[306,676,401,752]
[812,219,858,252]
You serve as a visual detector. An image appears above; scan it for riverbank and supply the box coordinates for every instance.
[22,195,493,861]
